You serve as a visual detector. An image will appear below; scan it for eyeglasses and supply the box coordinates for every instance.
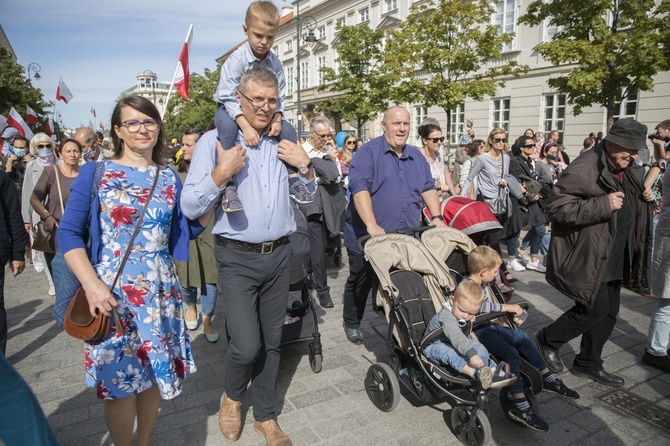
[312,131,329,139]
[345,140,356,145]
[36,143,53,149]
[238,90,278,109]
[426,137,445,143]
[118,119,160,133]
[522,144,535,149]
[492,137,507,143]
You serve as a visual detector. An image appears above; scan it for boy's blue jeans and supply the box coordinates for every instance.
[423,337,492,373]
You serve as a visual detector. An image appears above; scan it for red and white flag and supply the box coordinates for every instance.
[91,107,96,117]
[6,108,34,139]
[56,76,74,103]
[45,117,54,136]
[174,25,193,100]
[99,122,105,131]
[0,115,6,132]
[26,106,38,125]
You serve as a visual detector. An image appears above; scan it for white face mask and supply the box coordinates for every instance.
[37,148,52,157]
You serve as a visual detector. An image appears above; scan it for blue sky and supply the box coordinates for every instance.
[1,0,286,130]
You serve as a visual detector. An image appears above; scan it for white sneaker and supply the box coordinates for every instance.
[517,247,531,262]
[526,259,546,273]
[507,259,526,272]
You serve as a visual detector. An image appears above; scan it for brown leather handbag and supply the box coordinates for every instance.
[63,168,159,343]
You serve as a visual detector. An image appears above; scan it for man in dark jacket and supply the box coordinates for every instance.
[533,118,654,387]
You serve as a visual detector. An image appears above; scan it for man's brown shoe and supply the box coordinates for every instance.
[218,392,242,441]
[254,419,292,446]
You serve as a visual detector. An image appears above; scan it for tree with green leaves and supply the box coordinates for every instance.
[163,68,219,141]
[384,0,528,143]
[317,24,394,137]
[519,0,670,130]
[0,47,51,133]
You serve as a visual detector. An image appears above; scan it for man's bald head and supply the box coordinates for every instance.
[381,106,410,152]
[74,128,96,149]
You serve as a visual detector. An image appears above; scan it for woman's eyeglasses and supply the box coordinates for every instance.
[522,144,535,149]
[492,137,507,143]
[36,144,53,149]
[426,137,445,143]
[118,119,160,133]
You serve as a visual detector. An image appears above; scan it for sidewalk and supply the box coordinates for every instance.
[4,253,669,446]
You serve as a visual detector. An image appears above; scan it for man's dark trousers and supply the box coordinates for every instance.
[0,257,8,355]
[541,280,622,372]
[343,249,375,329]
[215,243,291,421]
[307,216,330,299]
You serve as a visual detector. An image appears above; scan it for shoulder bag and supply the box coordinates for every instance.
[482,159,510,216]
[32,166,62,254]
[63,166,160,343]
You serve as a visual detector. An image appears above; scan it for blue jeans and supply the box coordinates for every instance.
[522,229,550,256]
[180,283,218,317]
[423,338,492,373]
[648,299,670,356]
[475,324,546,394]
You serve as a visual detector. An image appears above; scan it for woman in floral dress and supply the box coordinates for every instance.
[58,95,204,446]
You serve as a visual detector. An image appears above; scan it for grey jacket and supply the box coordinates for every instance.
[424,306,478,359]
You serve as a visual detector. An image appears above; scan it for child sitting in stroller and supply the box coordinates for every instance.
[423,280,517,389]
[465,246,580,432]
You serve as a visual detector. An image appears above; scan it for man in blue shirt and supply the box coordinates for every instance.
[342,106,445,344]
[181,67,315,445]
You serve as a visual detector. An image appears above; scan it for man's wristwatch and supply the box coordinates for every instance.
[298,160,313,175]
[431,215,444,221]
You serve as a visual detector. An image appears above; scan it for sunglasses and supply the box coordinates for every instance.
[522,144,535,148]
[37,143,53,149]
[492,137,507,143]
[426,137,445,143]
[345,140,356,145]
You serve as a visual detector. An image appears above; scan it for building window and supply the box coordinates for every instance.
[542,93,566,141]
[494,0,516,51]
[286,66,294,96]
[415,106,428,136]
[386,0,398,12]
[491,98,511,132]
[614,90,639,121]
[336,17,346,29]
[301,61,310,89]
[450,104,466,146]
[285,39,293,53]
[318,26,326,40]
[543,18,561,42]
[359,8,370,23]
[317,56,327,86]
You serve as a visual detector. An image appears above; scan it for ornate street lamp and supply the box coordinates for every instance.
[27,63,41,82]
[294,2,318,136]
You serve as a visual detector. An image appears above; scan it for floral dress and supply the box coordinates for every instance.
[84,163,196,400]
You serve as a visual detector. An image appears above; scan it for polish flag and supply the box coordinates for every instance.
[26,106,38,124]
[99,122,105,131]
[56,76,74,103]
[0,115,6,132]
[91,107,96,117]
[45,117,54,136]
[6,108,34,139]
[174,25,193,100]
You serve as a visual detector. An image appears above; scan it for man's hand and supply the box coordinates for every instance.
[242,127,260,147]
[469,354,484,369]
[642,187,655,202]
[277,140,310,170]
[212,142,247,188]
[608,191,625,211]
[10,260,25,277]
[267,121,282,138]
[366,223,385,237]
[431,219,447,228]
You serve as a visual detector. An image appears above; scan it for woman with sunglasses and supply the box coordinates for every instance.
[21,133,58,294]
[418,122,459,199]
[339,134,356,180]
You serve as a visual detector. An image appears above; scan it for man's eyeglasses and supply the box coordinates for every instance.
[426,137,445,143]
[118,119,160,133]
[312,131,329,139]
[492,137,507,143]
[36,143,53,149]
[238,90,278,109]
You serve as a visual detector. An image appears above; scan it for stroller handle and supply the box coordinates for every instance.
[356,226,436,253]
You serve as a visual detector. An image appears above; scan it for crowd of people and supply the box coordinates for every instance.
[0,1,668,445]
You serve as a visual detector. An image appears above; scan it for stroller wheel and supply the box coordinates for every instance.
[309,352,323,373]
[499,385,540,419]
[450,406,492,446]
[365,363,400,412]
[333,251,342,267]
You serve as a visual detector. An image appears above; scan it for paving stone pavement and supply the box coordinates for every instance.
[4,251,670,446]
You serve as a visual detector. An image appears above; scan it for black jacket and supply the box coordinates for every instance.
[0,170,26,261]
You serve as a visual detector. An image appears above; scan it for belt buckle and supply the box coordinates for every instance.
[261,241,274,254]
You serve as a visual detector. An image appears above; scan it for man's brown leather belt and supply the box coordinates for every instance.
[214,235,289,255]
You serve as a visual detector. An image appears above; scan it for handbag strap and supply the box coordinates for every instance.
[54,165,65,216]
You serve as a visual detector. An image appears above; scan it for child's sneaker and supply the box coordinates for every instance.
[517,247,531,262]
[508,405,549,432]
[490,361,518,389]
[506,258,526,272]
[476,366,493,389]
[526,259,547,273]
[498,284,515,294]
[289,178,314,204]
[543,377,580,399]
[221,186,243,213]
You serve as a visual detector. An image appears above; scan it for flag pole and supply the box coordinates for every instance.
[161,24,193,122]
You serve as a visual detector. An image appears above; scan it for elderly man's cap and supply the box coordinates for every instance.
[2,127,19,139]
[603,118,648,151]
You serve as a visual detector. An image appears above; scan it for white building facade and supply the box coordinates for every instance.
[267,0,669,158]
[119,70,170,117]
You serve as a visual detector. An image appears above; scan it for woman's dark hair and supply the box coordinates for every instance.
[110,95,167,165]
[466,139,485,157]
[541,141,559,158]
[57,138,82,157]
[177,127,204,173]
[418,123,441,140]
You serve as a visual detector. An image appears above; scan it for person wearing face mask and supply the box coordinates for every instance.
[74,127,102,163]
[1,127,20,158]
[21,133,58,295]
[3,136,32,196]
[537,142,563,184]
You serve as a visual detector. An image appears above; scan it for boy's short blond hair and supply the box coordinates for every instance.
[246,1,280,27]
[467,245,502,274]
[453,280,484,306]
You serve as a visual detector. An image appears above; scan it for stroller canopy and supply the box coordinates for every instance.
[440,196,502,236]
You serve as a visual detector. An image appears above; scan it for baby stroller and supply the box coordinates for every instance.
[361,231,495,446]
[421,227,543,427]
[281,203,323,373]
